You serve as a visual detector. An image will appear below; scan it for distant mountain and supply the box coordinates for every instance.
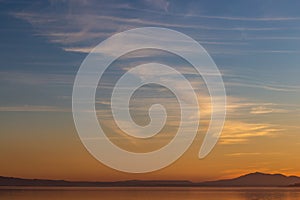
[0,176,193,187]
[289,183,300,187]
[200,172,300,187]
[1,172,300,187]
[0,176,80,187]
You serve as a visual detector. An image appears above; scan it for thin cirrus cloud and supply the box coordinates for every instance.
[225,152,283,157]
[225,77,300,92]
[220,121,282,145]
[143,0,170,12]
[225,152,262,157]
[0,71,74,86]
[95,92,287,146]
[186,15,300,21]
[10,0,298,56]
[4,0,298,144]
[0,105,70,112]
[250,106,287,114]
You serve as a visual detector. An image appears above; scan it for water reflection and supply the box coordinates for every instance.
[1,187,300,200]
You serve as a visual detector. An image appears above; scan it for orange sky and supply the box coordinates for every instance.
[1,0,300,182]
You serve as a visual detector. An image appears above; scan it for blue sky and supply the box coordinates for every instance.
[1,0,299,117]
[0,0,300,180]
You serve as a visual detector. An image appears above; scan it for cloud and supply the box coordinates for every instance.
[226,152,262,157]
[95,85,291,145]
[11,0,292,54]
[225,152,282,157]
[143,0,170,12]
[0,71,74,85]
[63,46,95,53]
[220,121,282,145]
[220,97,292,117]
[247,36,300,40]
[0,105,70,112]
[95,88,286,146]
[225,76,300,92]
[185,14,300,22]
[250,106,287,114]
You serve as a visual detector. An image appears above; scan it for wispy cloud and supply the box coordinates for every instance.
[222,97,292,117]
[0,105,70,112]
[95,92,286,146]
[225,152,262,157]
[247,36,300,40]
[250,106,287,114]
[225,152,282,157]
[143,0,170,12]
[11,0,295,55]
[13,11,280,51]
[220,121,282,145]
[0,71,74,85]
[225,73,300,92]
[63,46,95,53]
[190,15,300,22]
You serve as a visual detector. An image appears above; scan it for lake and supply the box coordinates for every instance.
[1,187,300,200]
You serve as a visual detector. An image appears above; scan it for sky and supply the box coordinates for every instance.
[0,0,300,182]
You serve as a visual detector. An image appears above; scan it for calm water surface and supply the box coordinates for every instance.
[1,187,300,200]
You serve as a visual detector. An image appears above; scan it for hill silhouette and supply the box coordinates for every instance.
[0,176,193,187]
[200,172,300,187]
[1,172,300,187]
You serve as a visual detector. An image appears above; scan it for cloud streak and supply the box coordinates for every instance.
[0,105,70,112]
[0,71,74,86]
[11,0,298,55]
[220,121,282,145]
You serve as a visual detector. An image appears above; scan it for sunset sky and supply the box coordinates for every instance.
[0,0,300,182]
